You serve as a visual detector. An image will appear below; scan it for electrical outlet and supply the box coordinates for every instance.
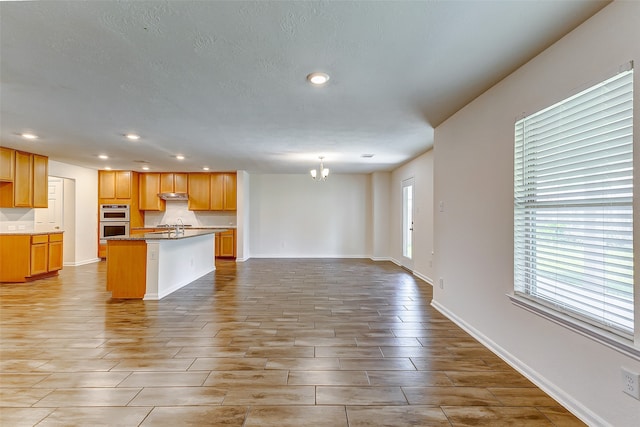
[621,367,640,399]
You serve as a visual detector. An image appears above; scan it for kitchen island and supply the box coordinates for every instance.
[106,229,224,299]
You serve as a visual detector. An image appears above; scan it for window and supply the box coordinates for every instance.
[514,68,634,340]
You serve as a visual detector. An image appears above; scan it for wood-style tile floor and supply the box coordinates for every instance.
[1,259,585,426]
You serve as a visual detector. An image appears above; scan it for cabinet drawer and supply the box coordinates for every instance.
[49,233,63,242]
[31,235,48,244]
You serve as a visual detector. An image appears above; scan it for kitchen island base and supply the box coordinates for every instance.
[107,231,216,299]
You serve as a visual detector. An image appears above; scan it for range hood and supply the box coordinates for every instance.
[158,192,189,201]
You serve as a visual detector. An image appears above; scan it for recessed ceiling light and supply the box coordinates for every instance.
[104,166,112,170]
[141,165,150,171]
[202,167,210,171]
[98,154,109,160]
[125,133,140,140]
[361,154,375,158]
[21,132,38,140]
[307,72,330,85]
[176,155,185,160]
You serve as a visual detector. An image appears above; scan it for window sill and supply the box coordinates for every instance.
[507,293,640,361]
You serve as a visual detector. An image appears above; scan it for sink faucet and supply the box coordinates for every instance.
[175,218,184,235]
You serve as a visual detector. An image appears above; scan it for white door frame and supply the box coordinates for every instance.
[400,177,415,271]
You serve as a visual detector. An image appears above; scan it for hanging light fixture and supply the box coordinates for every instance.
[310,156,329,181]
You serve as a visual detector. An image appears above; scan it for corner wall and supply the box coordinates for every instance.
[432,2,640,425]
[48,160,99,266]
[390,150,434,283]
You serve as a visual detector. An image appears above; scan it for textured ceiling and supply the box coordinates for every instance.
[0,1,609,174]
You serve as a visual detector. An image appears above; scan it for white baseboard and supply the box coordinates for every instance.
[63,257,101,267]
[413,270,433,286]
[370,256,391,262]
[430,300,609,427]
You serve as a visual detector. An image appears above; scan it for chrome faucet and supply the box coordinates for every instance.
[175,218,185,235]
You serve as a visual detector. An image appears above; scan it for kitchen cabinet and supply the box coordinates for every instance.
[99,170,132,200]
[215,229,236,258]
[48,233,64,272]
[13,151,33,207]
[160,173,188,194]
[187,173,211,210]
[30,235,49,276]
[0,150,48,208]
[32,154,48,208]
[0,232,64,282]
[139,173,165,211]
[0,147,14,182]
[188,172,236,211]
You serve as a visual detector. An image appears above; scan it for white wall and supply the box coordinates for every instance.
[249,173,371,258]
[236,170,250,261]
[370,171,391,260]
[432,2,639,426]
[390,150,434,283]
[47,160,99,265]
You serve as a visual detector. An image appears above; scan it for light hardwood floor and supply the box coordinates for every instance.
[1,259,585,426]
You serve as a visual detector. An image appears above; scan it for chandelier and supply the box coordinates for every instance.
[310,156,329,181]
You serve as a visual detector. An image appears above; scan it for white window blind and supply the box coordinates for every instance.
[514,69,634,338]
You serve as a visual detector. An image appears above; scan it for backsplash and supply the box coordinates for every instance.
[144,201,236,227]
[0,208,35,232]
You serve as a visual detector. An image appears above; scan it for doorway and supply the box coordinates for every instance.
[401,177,414,270]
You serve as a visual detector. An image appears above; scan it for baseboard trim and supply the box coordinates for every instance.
[430,300,609,427]
[63,257,101,267]
[413,270,433,286]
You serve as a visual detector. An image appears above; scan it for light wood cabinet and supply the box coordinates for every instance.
[33,154,48,208]
[99,170,132,200]
[30,235,49,276]
[0,232,63,282]
[48,233,64,272]
[187,173,211,211]
[14,151,33,207]
[0,147,15,182]
[0,149,48,208]
[215,229,236,258]
[160,173,188,193]
[223,173,237,211]
[189,172,236,211]
[139,173,165,211]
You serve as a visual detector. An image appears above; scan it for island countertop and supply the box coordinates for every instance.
[106,228,226,241]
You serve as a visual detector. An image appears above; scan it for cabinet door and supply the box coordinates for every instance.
[139,173,164,211]
[99,170,116,199]
[48,234,63,271]
[32,154,48,208]
[0,147,15,182]
[223,173,237,211]
[218,230,235,257]
[30,243,48,276]
[115,171,131,199]
[210,173,224,210]
[174,173,188,193]
[14,151,33,207]
[187,173,210,210]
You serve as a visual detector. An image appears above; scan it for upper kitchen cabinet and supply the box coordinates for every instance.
[139,173,165,211]
[99,170,132,200]
[160,173,188,194]
[188,172,236,211]
[0,147,15,182]
[0,149,48,208]
[187,173,210,211]
[32,154,48,208]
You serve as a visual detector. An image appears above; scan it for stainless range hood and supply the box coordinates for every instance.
[158,192,189,201]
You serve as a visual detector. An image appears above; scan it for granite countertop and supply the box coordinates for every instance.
[0,229,64,236]
[107,228,226,241]
[130,225,236,231]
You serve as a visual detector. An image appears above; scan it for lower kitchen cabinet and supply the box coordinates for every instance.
[0,232,64,282]
[215,229,236,258]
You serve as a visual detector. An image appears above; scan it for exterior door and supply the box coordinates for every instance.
[34,177,63,230]
[401,177,414,270]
